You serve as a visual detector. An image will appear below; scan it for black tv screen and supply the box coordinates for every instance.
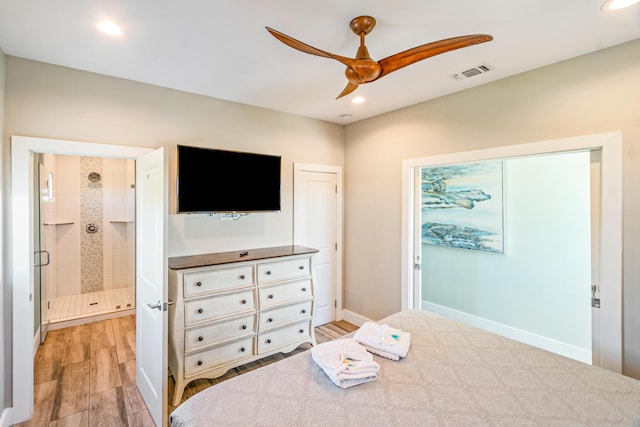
[177,145,281,213]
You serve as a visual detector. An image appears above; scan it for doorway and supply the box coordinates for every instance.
[401,131,623,372]
[34,153,137,336]
[11,136,157,424]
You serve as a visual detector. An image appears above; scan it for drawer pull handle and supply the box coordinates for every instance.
[299,329,304,334]
[196,281,202,287]
[267,317,273,323]
[197,360,203,366]
[299,265,304,270]
[266,339,272,344]
[301,287,307,292]
[241,299,247,304]
[240,275,245,280]
[198,336,204,342]
[242,324,247,330]
[301,309,306,314]
[266,271,272,275]
[240,347,246,352]
[197,308,203,314]
[268,294,274,299]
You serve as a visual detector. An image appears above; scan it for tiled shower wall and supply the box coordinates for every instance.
[51,155,135,297]
[80,156,104,293]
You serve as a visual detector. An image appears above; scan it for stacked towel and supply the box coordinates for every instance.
[353,322,411,361]
[311,338,380,389]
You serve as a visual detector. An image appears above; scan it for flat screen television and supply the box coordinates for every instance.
[176,145,281,213]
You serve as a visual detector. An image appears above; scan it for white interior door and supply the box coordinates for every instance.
[293,164,341,326]
[136,147,168,426]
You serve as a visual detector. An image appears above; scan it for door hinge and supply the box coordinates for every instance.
[591,284,600,309]
[414,263,421,271]
[335,242,338,250]
[335,185,338,194]
[334,300,337,308]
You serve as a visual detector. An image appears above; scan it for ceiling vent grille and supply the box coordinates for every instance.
[449,63,493,81]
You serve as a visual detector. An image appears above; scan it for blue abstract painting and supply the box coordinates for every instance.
[421,162,503,253]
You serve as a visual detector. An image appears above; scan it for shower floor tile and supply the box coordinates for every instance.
[49,287,136,324]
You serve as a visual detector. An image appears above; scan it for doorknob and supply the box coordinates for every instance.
[147,300,175,311]
[147,300,162,311]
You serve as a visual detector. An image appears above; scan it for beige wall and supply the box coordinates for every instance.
[2,57,344,406]
[343,38,640,377]
[3,57,345,258]
[2,36,640,414]
[0,47,6,413]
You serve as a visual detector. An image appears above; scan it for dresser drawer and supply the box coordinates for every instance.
[259,300,312,331]
[185,290,255,326]
[257,257,311,284]
[185,314,256,352]
[258,279,312,309]
[185,337,254,378]
[184,265,253,298]
[257,320,311,354]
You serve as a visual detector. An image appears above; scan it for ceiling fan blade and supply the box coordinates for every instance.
[265,27,355,67]
[336,82,359,99]
[377,34,493,79]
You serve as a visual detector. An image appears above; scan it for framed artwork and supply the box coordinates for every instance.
[421,161,503,253]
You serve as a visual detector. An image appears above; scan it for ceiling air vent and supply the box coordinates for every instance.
[449,63,493,81]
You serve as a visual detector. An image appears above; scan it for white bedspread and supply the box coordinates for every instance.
[170,309,640,426]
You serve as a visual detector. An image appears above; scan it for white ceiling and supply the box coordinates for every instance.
[0,1,638,124]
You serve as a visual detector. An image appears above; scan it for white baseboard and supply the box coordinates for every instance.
[342,309,372,327]
[0,407,13,427]
[421,300,592,364]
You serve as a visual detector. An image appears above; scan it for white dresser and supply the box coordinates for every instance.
[168,245,318,405]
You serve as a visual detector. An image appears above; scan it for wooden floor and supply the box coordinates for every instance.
[18,315,154,427]
[25,316,357,426]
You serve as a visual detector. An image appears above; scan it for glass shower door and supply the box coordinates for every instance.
[35,161,52,343]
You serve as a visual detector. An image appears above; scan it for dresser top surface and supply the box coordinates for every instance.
[169,245,318,270]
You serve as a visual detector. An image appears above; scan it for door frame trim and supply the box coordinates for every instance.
[401,131,622,373]
[293,163,344,321]
[10,135,152,423]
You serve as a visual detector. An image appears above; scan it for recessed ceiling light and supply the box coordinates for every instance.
[601,0,640,10]
[351,96,365,104]
[97,20,124,36]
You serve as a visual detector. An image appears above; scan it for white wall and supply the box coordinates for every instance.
[422,152,591,352]
[344,38,640,377]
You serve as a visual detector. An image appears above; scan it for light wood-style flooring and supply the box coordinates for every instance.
[18,315,154,427]
[24,316,357,426]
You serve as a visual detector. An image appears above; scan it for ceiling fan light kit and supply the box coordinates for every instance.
[601,0,640,10]
[266,15,493,99]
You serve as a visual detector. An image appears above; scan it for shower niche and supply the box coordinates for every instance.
[37,153,136,327]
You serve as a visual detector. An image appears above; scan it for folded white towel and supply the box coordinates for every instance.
[353,322,411,360]
[311,338,380,388]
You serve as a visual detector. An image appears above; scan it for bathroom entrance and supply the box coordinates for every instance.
[34,152,136,338]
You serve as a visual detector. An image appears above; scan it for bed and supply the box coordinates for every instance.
[170,309,640,426]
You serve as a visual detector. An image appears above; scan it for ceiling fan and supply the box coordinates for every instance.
[266,16,493,99]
